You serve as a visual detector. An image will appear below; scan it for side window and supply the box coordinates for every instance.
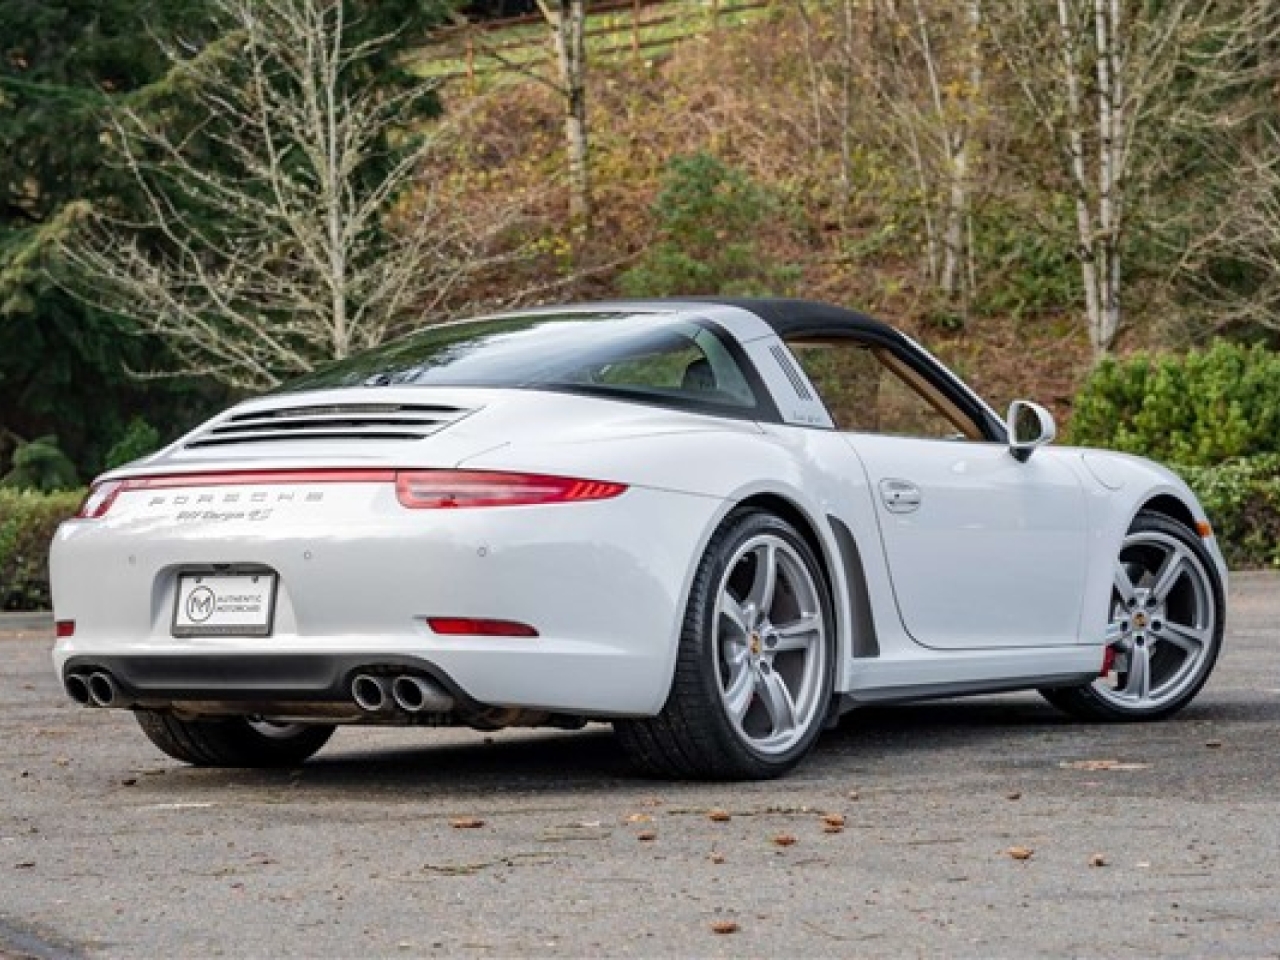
[786,338,981,439]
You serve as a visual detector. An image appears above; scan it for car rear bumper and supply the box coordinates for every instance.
[51,484,724,716]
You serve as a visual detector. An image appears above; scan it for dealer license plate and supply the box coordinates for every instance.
[173,572,277,637]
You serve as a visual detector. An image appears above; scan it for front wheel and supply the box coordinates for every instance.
[136,711,335,767]
[615,508,835,780]
[1041,512,1224,721]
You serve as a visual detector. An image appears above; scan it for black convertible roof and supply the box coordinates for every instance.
[545,297,908,341]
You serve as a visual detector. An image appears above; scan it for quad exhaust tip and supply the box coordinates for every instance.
[391,675,454,714]
[351,674,391,713]
[64,673,92,706]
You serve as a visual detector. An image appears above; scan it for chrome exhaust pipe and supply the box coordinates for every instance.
[351,674,392,713]
[87,671,119,708]
[64,673,92,706]
[391,675,455,714]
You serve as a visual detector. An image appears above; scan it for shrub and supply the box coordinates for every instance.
[105,417,161,469]
[620,152,797,297]
[0,488,83,610]
[1178,455,1280,569]
[2,435,79,492]
[1068,340,1280,467]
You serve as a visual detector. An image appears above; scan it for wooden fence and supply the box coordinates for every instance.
[414,0,774,86]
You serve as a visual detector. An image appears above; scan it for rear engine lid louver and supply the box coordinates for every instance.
[183,403,473,449]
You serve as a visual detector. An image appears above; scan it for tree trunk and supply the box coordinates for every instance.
[539,0,592,232]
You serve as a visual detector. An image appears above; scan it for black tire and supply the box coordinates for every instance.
[135,711,335,767]
[615,508,835,780]
[1040,511,1225,722]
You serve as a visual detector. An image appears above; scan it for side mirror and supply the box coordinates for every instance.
[1006,400,1056,462]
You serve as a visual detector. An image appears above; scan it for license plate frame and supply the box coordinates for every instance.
[172,571,278,638]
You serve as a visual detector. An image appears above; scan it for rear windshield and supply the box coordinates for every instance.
[279,311,769,416]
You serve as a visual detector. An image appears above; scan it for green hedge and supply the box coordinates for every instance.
[0,489,83,611]
[1069,341,1280,466]
[1179,455,1280,569]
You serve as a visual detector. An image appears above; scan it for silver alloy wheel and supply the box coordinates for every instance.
[713,533,828,756]
[1096,529,1217,710]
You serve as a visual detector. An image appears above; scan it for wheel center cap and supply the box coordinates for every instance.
[1133,612,1148,630]
[749,632,763,657]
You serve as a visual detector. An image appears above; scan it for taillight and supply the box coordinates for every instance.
[426,617,539,638]
[76,480,125,519]
[55,620,76,638]
[395,471,626,509]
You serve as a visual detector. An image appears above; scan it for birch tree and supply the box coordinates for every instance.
[992,0,1213,353]
[61,0,517,390]
[536,0,592,231]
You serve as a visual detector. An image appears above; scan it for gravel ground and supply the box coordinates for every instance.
[2,574,1279,959]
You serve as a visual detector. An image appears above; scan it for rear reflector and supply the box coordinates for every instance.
[55,620,75,638]
[396,471,626,509]
[1196,520,1213,538]
[426,617,539,638]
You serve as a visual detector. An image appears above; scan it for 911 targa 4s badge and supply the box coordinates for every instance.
[50,299,1227,779]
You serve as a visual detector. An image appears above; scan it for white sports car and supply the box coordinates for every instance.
[50,299,1227,779]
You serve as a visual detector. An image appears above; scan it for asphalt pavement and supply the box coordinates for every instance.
[2,575,1279,958]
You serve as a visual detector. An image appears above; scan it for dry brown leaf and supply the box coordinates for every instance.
[637,830,657,842]
[822,825,844,835]
[1089,853,1108,868]
[708,809,731,822]
[450,818,485,829]
[847,790,860,801]
[1006,791,1022,801]
[822,813,846,828]
[772,833,797,847]
[1059,759,1150,771]
[710,920,740,935]
[709,852,725,864]
[626,813,653,824]
[1007,846,1034,860]
[1205,740,1223,748]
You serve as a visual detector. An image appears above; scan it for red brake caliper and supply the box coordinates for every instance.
[1100,644,1117,676]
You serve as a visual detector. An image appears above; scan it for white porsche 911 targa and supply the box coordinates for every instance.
[50,299,1227,779]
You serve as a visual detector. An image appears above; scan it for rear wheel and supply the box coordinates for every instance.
[615,508,835,780]
[1040,512,1224,721]
[135,711,335,767]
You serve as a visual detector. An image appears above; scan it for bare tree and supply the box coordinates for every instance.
[61,0,523,390]
[536,0,591,231]
[991,0,1214,353]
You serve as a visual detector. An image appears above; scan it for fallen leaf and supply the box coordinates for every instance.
[1006,791,1022,801]
[13,862,34,869]
[626,813,653,824]
[1089,853,1108,868]
[1059,759,1150,771]
[847,790,860,801]
[1205,740,1223,748]
[120,778,137,787]
[53,757,69,767]
[637,830,656,842]
[710,921,740,935]
[1007,846,1034,860]
[450,818,485,829]
[772,833,797,847]
[822,813,846,828]
[709,852,725,864]
[823,825,844,835]
[708,809,731,822]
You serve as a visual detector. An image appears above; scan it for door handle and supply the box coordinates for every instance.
[879,479,921,514]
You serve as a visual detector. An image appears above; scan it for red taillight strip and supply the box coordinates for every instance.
[427,617,539,638]
[396,470,627,509]
[55,620,76,638]
[76,467,626,519]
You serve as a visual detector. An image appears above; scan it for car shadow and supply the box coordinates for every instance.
[150,690,1268,801]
